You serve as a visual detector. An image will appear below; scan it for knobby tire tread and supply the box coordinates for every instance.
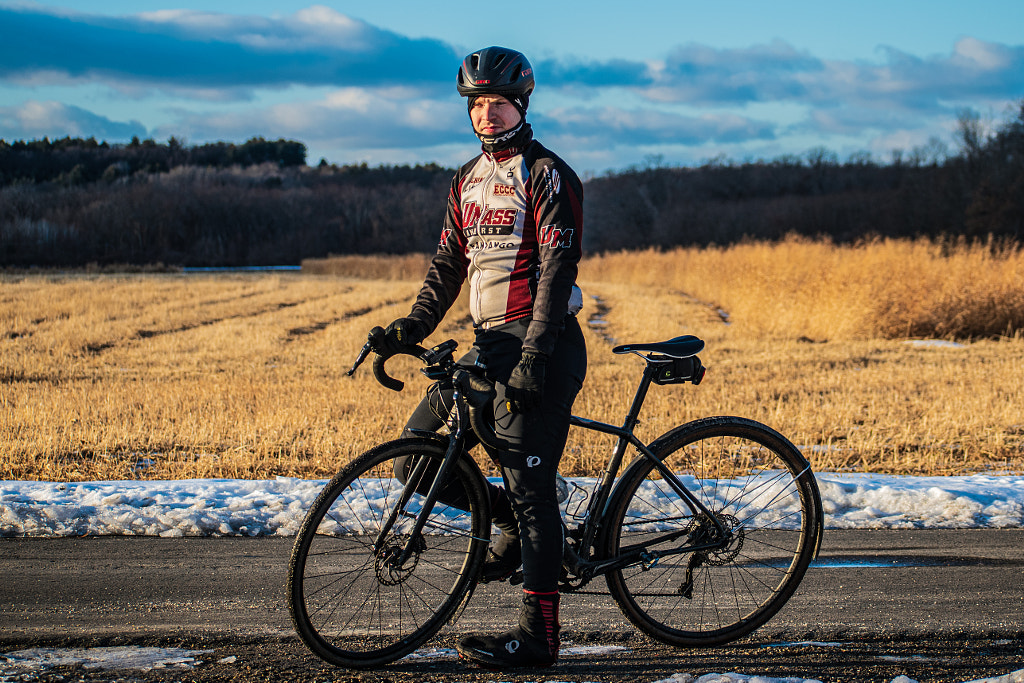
[287,438,489,668]
[601,416,821,648]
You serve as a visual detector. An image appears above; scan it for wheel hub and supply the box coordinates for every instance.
[702,513,743,566]
[374,535,424,585]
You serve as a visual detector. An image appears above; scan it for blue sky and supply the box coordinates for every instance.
[1,1,1022,173]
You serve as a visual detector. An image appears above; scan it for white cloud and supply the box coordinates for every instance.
[537,105,775,146]
[158,86,467,151]
[951,37,1013,71]
[0,100,147,140]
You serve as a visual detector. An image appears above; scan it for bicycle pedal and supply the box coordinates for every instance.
[508,569,524,585]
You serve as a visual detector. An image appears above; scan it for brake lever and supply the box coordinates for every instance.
[347,326,385,377]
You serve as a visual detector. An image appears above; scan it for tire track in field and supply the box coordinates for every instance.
[284,297,409,340]
[587,294,617,346]
[83,295,336,354]
[670,289,732,325]
[584,290,731,349]
[133,299,306,339]
[0,369,63,385]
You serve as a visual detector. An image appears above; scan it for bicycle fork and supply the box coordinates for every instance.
[372,392,473,569]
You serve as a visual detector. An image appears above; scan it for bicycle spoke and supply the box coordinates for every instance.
[604,418,819,647]
[288,439,488,667]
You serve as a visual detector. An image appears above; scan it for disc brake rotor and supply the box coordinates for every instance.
[374,535,424,586]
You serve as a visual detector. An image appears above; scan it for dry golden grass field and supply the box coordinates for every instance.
[3,238,1023,481]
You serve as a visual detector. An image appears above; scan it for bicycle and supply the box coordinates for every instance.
[287,328,824,669]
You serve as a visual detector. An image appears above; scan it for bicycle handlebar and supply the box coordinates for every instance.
[346,326,429,392]
[347,330,510,451]
[454,370,511,451]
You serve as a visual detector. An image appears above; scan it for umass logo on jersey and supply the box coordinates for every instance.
[539,224,573,248]
[463,201,519,236]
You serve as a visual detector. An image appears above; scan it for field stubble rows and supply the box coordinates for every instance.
[2,264,1023,481]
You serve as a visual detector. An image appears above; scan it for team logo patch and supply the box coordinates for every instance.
[463,202,518,230]
[493,183,516,197]
[539,225,573,248]
[543,166,561,200]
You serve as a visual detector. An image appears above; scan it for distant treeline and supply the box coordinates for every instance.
[2,103,1022,267]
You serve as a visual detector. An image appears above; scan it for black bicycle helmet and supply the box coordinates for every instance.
[456,46,535,99]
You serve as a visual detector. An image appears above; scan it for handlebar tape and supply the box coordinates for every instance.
[371,343,429,392]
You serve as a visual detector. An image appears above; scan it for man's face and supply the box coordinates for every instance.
[470,95,522,136]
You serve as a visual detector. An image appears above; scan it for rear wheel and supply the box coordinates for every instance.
[603,417,821,647]
[288,438,490,668]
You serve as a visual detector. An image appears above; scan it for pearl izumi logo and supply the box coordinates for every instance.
[505,639,520,654]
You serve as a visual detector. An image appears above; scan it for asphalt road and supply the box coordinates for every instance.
[2,530,1023,682]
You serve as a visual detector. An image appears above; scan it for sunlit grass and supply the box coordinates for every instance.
[3,240,1023,481]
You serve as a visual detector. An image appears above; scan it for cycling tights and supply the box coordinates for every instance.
[395,315,586,593]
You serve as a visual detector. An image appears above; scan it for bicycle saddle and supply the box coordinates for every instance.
[613,335,704,358]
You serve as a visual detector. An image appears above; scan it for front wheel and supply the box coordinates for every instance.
[287,437,490,668]
[602,417,822,647]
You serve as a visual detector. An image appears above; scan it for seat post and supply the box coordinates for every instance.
[621,360,657,434]
[600,360,657,483]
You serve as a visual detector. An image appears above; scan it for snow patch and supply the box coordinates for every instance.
[903,339,967,349]
[1,646,212,676]
[3,473,1023,538]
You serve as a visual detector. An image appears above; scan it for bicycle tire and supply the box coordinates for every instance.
[287,437,490,668]
[602,416,822,648]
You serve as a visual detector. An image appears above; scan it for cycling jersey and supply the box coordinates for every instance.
[398,126,587,595]
[408,130,583,357]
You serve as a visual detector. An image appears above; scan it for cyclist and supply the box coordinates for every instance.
[374,46,587,668]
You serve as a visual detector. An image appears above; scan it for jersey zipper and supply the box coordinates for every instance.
[468,155,502,323]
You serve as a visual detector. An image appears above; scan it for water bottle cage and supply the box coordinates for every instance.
[650,355,705,386]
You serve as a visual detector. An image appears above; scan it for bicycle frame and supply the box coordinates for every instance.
[560,359,727,585]
[375,350,730,589]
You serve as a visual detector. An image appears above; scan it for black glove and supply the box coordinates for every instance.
[505,350,547,414]
[377,317,428,357]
